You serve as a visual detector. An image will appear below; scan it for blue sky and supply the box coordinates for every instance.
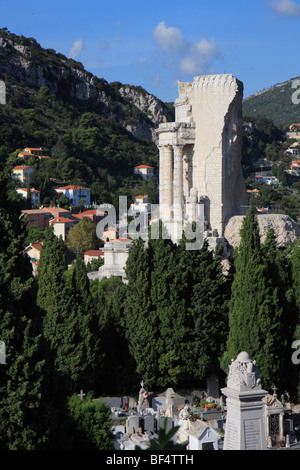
[1,0,300,103]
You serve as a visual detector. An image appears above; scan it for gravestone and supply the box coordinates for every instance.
[166,388,175,418]
[207,375,220,399]
[126,415,140,435]
[144,414,155,434]
[221,352,268,450]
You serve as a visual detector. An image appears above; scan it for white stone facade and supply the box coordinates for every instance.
[157,74,247,238]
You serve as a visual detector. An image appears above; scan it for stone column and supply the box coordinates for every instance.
[163,145,173,214]
[158,145,165,206]
[173,145,184,222]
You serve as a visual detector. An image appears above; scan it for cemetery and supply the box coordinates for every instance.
[102,354,300,451]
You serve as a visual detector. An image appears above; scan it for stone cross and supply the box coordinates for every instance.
[78,390,86,400]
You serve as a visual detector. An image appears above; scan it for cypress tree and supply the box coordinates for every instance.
[37,228,68,349]
[221,207,285,391]
[149,232,186,387]
[55,253,100,392]
[290,240,300,399]
[124,237,159,389]
[0,164,48,449]
[178,235,231,386]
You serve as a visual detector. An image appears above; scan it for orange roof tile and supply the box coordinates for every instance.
[56,185,90,191]
[134,165,154,169]
[84,250,104,256]
[13,165,30,170]
[50,217,75,224]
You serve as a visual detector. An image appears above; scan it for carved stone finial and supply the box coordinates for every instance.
[227,352,261,391]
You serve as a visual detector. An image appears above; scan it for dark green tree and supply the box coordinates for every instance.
[0,164,49,449]
[178,233,231,386]
[37,228,68,349]
[124,237,159,389]
[221,207,286,392]
[67,394,113,450]
[54,254,100,391]
[90,276,133,395]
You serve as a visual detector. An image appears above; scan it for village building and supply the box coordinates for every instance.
[40,206,72,219]
[72,208,106,224]
[16,187,40,207]
[134,164,155,181]
[102,226,119,242]
[49,216,77,241]
[21,209,52,230]
[18,147,50,160]
[55,185,91,206]
[252,174,280,185]
[12,165,34,184]
[129,195,151,225]
[24,243,42,276]
[84,249,104,265]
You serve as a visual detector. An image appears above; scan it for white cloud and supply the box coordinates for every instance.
[269,0,300,16]
[153,21,186,53]
[69,38,83,59]
[152,21,220,78]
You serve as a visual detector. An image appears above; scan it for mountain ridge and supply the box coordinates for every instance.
[243,76,300,127]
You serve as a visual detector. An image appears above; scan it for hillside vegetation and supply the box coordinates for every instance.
[0,28,174,207]
[243,78,300,127]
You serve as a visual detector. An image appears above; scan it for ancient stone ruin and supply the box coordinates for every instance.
[157,74,300,248]
[157,74,248,241]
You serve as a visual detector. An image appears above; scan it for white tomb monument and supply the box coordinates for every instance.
[221,352,268,450]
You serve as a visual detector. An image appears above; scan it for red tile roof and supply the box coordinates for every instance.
[84,250,104,256]
[56,185,90,191]
[13,165,30,170]
[134,165,154,169]
[50,217,75,224]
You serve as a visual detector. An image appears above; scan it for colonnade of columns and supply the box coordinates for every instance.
[159,144,184,221]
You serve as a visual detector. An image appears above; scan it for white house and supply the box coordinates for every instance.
[16,187,40,207]
[129,195,151,228]
[134,165,154,181]
[252,174,280,185]
[55,185,91,206]
[84,249,104,265]
[12,165,34,184]
[49,216,77,241]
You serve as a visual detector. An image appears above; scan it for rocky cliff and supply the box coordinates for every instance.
[0,28,173,141]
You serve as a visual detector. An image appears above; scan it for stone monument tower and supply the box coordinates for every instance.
[221,352,268,450]
[157,74,247,241]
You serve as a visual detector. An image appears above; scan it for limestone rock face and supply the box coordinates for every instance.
[224,214,300,247]
[0,31,173,142]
